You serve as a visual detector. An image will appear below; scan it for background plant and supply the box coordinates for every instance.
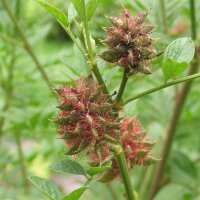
[0,0,200,200]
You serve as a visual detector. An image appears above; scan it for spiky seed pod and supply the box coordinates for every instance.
[120,118,157,166]
[100,9,159,75]
[99,117,158,182]
[54,77,119,165]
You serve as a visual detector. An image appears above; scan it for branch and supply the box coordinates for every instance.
[123,70,200,106]
[2,0,51,87]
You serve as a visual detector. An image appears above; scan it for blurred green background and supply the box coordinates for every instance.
[0,0,200,199]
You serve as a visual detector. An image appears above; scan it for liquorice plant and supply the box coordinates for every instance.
[28,1,199,200]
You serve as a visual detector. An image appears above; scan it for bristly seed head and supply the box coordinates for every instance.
[100,9,160,76]
[98,117,158,182]
[54,77,120,165]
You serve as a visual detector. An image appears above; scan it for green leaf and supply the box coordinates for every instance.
[162,58,188,81]
[28,176,62,200]
[169,151,198,187]
[162,37,195,81]
[86,165,111,176]
[37,0,68,26]
[71,0,86,20]
[86,0,100,20]
[49,159,86,176]
[62,186,88,200]
[154,184,191,200]
[68,3,77,23]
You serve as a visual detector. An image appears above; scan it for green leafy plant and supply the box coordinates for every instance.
[1,0,199,200]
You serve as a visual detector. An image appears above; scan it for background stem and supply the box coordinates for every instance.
[2,0,51,87]
[15,132,29,193]
[160,0,168,33]
[147,0,198,199]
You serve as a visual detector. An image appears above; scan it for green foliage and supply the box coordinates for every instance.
[50,159,87,176]
[62,187,88,200]
[154,184,192,200]
[28,176,62,200]
[37,0,68,26]
[162,37,195,81]
[86,165,111,176]
[86,0,100,20]
[1,0,200,200]
[72,0,86,20]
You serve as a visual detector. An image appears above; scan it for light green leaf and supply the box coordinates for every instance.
[71,0,86,20]
[62,186,88,200]
[28,176,62,200]
[162,58,188,81]
[86,0,100,20]
[154,184,191,200]
[169,151,198,187]
[37,0,68,26]
[68,3,77,23]
[86,165,111,176]
[49,159,86,176]
[162,37,195,81]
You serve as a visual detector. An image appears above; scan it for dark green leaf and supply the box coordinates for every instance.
[28,176,62,200]
[49,159,86,176]
[62,186,88,200]
[37,0,68,26]
[86,0,100,20]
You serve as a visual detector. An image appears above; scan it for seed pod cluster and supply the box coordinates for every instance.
[54,77,120,165]
[99,117,157,182]
[100,9,158,75]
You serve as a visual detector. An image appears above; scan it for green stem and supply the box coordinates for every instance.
[190,0,196,40]
[116,146,135,200]
[123,70,200,105]
[15,132,29,193]
[2,0,51,87]
[160,0,168,33]
[81,0,108,94]
[63,26,88,60]
[0,47,15,142]
[115,68,129,103]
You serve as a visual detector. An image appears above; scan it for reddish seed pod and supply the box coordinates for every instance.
[98,117,158,182]
[54,77,120,164]
[100,9,159,75]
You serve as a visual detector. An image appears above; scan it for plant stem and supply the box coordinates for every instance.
[2,0,51,87]
[116,146,135,200]
[15,132,29,193]
[0,50,15,140]
[147,0,198,199]
[190,0,196,40]
[123,70,200,105]
[81,0,108,94]
[106,183,120,200]
[115,68,129,103]
[160,0,168,33]
[63,26,88,59]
